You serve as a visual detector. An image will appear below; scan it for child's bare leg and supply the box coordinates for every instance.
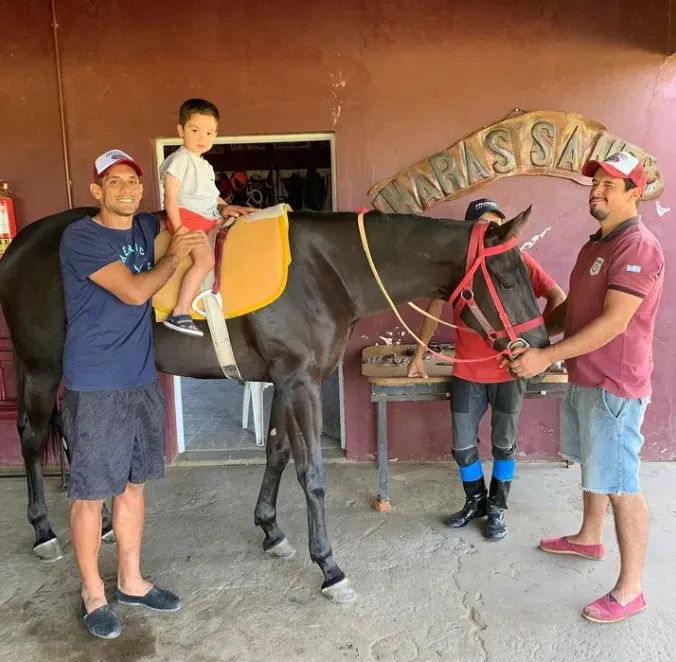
[173,244,215,316]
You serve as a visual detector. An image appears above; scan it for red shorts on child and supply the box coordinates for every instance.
[166,208,218,234]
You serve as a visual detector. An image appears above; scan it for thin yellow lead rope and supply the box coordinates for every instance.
[407,301,460,329]
[357,212,474,364]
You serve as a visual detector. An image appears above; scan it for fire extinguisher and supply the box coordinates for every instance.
[0,181,18,259]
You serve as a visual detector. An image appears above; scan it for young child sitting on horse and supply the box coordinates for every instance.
[159,98,250,337]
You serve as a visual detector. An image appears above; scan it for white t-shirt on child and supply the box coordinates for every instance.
[159,146,220,219]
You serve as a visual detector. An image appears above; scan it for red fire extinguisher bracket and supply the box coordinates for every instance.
[0,182,18,258]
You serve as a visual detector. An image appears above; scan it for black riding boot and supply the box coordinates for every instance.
[445,478,488,528]
[486,477,511,540]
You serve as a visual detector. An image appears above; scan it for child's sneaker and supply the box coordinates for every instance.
[163,314,204,337]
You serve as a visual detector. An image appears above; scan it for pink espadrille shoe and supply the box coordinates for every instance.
[539,536,606,560]
[582,593,647,623]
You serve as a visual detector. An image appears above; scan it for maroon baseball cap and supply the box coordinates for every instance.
[92,149,144,181]
[581,151,647,195]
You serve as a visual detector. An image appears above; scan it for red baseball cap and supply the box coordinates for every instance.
[581,151,647,196]
[93,149,144,181]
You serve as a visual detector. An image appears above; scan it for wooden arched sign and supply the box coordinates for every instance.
[368,109,664,213]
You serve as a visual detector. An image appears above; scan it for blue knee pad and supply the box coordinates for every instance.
[458,459,483,482]
[492,458,516,481]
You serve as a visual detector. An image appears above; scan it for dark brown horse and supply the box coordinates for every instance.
[0,205,549,603]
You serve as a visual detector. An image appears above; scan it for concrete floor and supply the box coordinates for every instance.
[1,461,675,662]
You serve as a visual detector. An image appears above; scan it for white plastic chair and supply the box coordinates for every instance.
[242,381,274,446]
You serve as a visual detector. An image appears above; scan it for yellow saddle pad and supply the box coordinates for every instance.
[153,204,292,321]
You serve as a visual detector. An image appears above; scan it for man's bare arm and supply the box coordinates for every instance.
[89,231,209,306]
[544,299,568,336]
[546,290,643,364]
[412,299,445,361]
[541,285,566,319]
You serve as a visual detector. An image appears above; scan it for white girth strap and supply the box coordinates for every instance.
[192,227,241,380]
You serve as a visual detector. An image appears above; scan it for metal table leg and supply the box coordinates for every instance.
[374,399,391,511]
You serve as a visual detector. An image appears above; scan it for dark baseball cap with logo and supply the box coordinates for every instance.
[464,198,506,222]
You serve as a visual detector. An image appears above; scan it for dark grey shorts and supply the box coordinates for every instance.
[450,376,525,456]
[61,379,166,501]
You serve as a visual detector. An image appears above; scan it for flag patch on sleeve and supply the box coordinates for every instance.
[626,265,642,273]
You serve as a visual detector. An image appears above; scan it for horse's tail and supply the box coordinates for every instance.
[45,403,62,466]
[14,356,62,466]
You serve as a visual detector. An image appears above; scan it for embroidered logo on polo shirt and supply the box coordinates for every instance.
[627,264,642,273]
[590,257,604,276]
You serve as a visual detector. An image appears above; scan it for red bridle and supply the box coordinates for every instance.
[356,210,545,366]
[447,221,544,359]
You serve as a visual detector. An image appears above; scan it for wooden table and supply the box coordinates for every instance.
[361,345,568,511]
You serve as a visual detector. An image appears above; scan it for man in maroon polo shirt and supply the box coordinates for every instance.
[509,151,665,623]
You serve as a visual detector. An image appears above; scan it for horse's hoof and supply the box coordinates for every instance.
[33,538,63,562]
[321,578,357,604]
[101,529,116,544]
[265,537,296,560]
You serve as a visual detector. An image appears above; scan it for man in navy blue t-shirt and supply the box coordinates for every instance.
[60,149,209,639]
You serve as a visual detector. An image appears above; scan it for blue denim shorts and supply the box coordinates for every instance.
[560,384,650,494]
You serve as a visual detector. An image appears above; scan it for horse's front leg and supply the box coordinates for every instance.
[254,392,296,559]
[285,377,357,604]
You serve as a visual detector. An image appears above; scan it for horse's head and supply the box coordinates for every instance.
[454,206,551,378]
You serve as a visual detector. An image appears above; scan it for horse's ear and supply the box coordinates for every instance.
[485,206,532,246]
